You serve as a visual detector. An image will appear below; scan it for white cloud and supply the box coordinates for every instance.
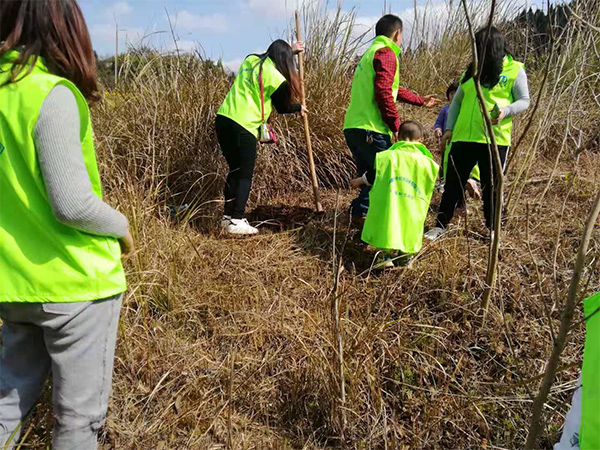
[353,14,379,37]
[223,57,244,73]
[245,0,308,19]
[166,40,197,54]
[106,1,132,19]
[349,3,454,48]
[174,11,227,33]
[393,0,532,47]
[89,23,144,50]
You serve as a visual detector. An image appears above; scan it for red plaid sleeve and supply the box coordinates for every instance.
[373,47,401,133]
[397,87,425,106]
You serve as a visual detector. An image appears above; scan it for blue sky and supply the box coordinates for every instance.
[80,0,536,71]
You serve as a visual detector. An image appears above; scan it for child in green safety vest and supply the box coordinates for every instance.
[217,40,306,235]
[0,1,133,448]
[554,292,600,450]
[344,14,440,229]
[350,121,439,269]
[425,26,530,241]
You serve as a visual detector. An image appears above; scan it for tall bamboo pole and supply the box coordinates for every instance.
[114,22,119,86]
[295,10,324,213]
[461,0,502,315]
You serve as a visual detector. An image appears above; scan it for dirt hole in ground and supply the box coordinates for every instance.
[247,204,321,232]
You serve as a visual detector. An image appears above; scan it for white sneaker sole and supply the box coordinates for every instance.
[226,231,259,236]
[225,227,258,235]
[374,261,394,270]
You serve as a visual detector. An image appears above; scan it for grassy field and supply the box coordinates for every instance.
[20,1,600,449]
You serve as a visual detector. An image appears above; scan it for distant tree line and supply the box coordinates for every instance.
[515,3,571,49]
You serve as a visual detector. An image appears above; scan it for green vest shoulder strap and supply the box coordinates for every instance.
[218,55,286,138]
[344,36,401,137]
[0,51,126,303]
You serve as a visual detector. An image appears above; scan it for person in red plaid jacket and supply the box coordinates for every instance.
[343,14,440,227]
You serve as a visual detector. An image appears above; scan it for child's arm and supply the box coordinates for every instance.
[350,177,365,189]
[434,107,447,137]
[351,171,375,189]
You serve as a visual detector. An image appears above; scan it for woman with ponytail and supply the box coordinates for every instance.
[216,39,306,235]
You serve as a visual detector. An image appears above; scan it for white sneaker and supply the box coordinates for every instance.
[424,227,446,241]
[225,218,259,235]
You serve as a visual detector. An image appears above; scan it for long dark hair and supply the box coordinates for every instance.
[0,0,100,102]
[461,26,508,89]
[254,39,301,102]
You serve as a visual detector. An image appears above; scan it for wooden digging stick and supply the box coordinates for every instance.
[295,10,324,213]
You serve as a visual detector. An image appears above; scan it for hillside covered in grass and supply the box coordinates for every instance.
[24,1,600,448]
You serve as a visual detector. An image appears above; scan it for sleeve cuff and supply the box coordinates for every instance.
[362,173,372,187]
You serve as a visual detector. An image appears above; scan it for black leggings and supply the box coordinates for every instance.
[215,115,257,219]
[437,141,509,229]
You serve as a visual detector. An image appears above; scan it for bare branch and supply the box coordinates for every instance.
[461,0,502,314]
[525,189,600,449]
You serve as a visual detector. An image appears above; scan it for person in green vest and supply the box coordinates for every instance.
[217,40,306,235]
[0,1,132,448]
[554,292,600,450]
[425,26,530,241]
[434,81,481,200]
[344,14,440,229]
[350,121,439,269]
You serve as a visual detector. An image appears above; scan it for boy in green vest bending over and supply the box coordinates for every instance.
[350,121,439,269]
[344,14,439,228]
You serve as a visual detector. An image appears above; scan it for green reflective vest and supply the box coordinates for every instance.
[0,51,126,303]
[452,55,524,146]
[344,36,401,137]
[218,56,286,138]
[362,141,439,253]
[581,292,600,449]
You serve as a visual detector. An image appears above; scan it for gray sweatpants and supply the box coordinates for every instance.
[0,296,122,450]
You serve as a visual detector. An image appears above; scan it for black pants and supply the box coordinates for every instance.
[344,129,392,218]
[215,115,257,219]
[437,141,509,229]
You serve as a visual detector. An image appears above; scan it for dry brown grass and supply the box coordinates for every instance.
[105,167,598,450]
[16,1,600,449]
